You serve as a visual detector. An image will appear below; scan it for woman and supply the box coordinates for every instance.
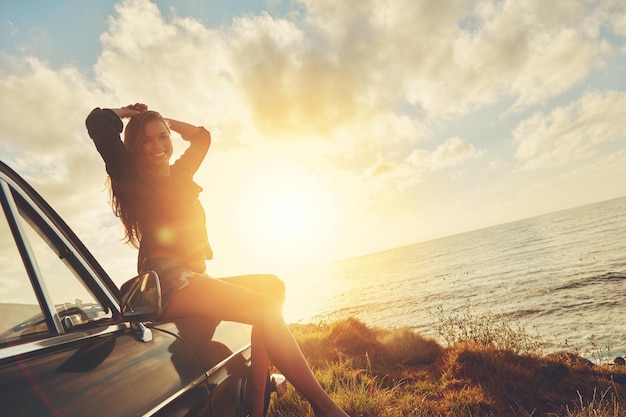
[85,103,350,417]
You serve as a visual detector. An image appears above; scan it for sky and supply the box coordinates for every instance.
[1,0,625,284]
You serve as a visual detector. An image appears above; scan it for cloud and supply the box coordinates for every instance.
[440,1,612,113]
[0,57,95,150]
[424,137,483,170]
[1,0,625,263]
[3,0,619,160]
[0,54,107,213]
[294,0,618,119]
[346,136,482,206]
[513,90,626,169]
[404,137,483,177]
[95,0,235,118]
[229,13,360,140]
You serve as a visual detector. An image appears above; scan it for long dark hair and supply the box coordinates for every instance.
[109,111,169,248]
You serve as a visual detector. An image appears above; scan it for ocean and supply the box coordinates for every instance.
[282,196,626,361]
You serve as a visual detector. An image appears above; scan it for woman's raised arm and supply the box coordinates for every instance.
[165,118,211,147]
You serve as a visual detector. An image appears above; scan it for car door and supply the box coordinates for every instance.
[0,162,212,417]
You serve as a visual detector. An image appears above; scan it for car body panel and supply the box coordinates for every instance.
[0,325,208,417]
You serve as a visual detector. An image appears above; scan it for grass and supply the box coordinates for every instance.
[266,311,626,417]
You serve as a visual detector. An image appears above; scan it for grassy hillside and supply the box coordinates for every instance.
[268,314,626,417]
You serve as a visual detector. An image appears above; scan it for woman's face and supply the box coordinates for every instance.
[139,119,173,171]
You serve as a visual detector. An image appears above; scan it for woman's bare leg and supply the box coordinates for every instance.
[161,274,349,417]
[247,326,271,417]
[217,276,280,417]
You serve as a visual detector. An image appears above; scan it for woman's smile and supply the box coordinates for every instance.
[150,150,168,159]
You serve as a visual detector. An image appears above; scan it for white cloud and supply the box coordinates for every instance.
[343,136,482,206]
[0,57,96,150]
[408,137,482,172]
[513,90,626,169]
[86,0,623,157]
[292,0,618,121]
[96,0,235,118]
[1,0,625,263]
[0,54,108,214]
[229,12,359,140]
[429,137,483,170]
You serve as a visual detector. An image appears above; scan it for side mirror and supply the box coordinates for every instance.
[119,271,162,322]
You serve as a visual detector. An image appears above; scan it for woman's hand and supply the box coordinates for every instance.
[112,103,148,119]
[166,118,211,145]
[126,103,148,113]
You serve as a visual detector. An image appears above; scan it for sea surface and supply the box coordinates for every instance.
[282,196,626,361]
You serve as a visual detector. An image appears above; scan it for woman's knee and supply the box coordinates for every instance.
[256,274,286,302]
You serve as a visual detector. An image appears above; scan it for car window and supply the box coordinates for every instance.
[0,180,114,346]
[19,206,113,331]
[0,203,50,344]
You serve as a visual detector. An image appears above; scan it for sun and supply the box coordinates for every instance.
[230,161,338,269]
[267,197,307,236]
[254,185,322,262]
[261,183,314,239]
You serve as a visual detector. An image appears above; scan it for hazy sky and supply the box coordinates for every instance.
[1,0,625,282]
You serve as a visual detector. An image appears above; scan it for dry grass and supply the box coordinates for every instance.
[267,314,626,417]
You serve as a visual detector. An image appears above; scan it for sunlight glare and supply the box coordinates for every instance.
[232,160,338,270]
[265,192,307,237]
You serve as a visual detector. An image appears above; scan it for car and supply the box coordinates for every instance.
[0,160,284,417]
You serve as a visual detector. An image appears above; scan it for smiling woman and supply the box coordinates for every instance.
[85,105,351,417]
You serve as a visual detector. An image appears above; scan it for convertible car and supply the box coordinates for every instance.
[0,160,284,417]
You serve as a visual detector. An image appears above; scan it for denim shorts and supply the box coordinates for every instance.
[140,257,204,314]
